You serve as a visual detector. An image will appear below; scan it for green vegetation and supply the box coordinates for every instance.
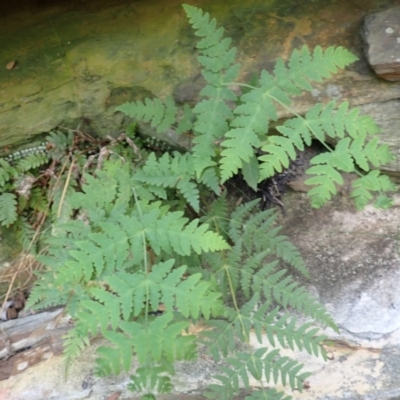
[0,3,393,399]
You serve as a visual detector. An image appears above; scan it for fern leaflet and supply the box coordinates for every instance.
[0,192,18,226]
[115,96,178,134]
[134,151,200,212]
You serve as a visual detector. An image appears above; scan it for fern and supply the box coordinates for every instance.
[24,5,398,400]
[0,192,18,226]
[183,4,240,178]
[15,152,49,172]
[13,216,35,249]
[0,159,18,188]
[205,348,311,400]
[134,152,201,211]
[116,96,178,134]
[119,5,392,210]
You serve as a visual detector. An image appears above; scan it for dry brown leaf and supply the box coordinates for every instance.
[5,61,17,70]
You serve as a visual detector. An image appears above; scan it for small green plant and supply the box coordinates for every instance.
[0,130,143,251]
[26,4,395,400]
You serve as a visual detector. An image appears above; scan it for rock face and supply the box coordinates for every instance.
[363,6,400,81]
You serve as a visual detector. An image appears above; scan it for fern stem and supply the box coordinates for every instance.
[224,82,257,90]
[132,186,150,317]
[223,263,248,341]
[132,187,142,219]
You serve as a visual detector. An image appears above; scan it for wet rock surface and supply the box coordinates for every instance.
[363,5,400,81]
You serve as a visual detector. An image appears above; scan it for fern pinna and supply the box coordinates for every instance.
[27,3,395,400]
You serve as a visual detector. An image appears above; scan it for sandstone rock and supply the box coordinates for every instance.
[363,6,400,81]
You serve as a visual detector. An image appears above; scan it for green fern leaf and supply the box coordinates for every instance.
[191,96,234,177]
[351,170,396,210]
[29,186,48,213]
[0,192,18,226]
[305,163,343,208]
[258,135,297,177]
[46,130,73,152]
[228,199,260,244]
[198,166,221,195]
[63,327,91,371]
[13,216,35,249]
[142,210,230,256]
[134,152,200,212]
[220,87,274,181]
[200,319,236,362]
[117,313,196,364]
[83,287,122,332]
[0,159,18,188]
[176,104,194,134]
[206,347,310,399]
[242,154,260,191]
[230,47,358,182]
[128,362,175,395]
[183,4,239,178]
[200,192,229,239]
[362,137,394,167]
[105,260,222,319]
[289,46,357,88]
[116,96,178,134]
[15,152,49,172]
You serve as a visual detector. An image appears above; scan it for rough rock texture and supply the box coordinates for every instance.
[363,6,400,81]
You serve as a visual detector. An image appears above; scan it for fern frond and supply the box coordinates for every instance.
[205,347,310,399]
[200,319,236,362]
[228,199,261,243]
[183,4,239,178]
[351,170,396,210]
[229,201,308,276]
[134,151,200,212]
[29,186,48,213]
[96,319,196,381]
[176,104,194,134]
[13,216,35,249]
[220,46,357,183]
[106,260,223,320]
[26,278,69,310]
[251,267,336,329]
[220,83,277,180]
[240,252,273,299]
[0,158,18,187]
[138,209,230,256]
[121,313,196,364]
[15,152,49,172]
[77,292,121,336]
[128,362,175,395]
[63,326,91,371]
[198,166,221,195]
[0,192,18,226]
[305,132,393,209]
[217,241,242,297]
[47,130,73,150]
[116,96,178,134]
[287,46,357,89]
[200,192,230,239]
